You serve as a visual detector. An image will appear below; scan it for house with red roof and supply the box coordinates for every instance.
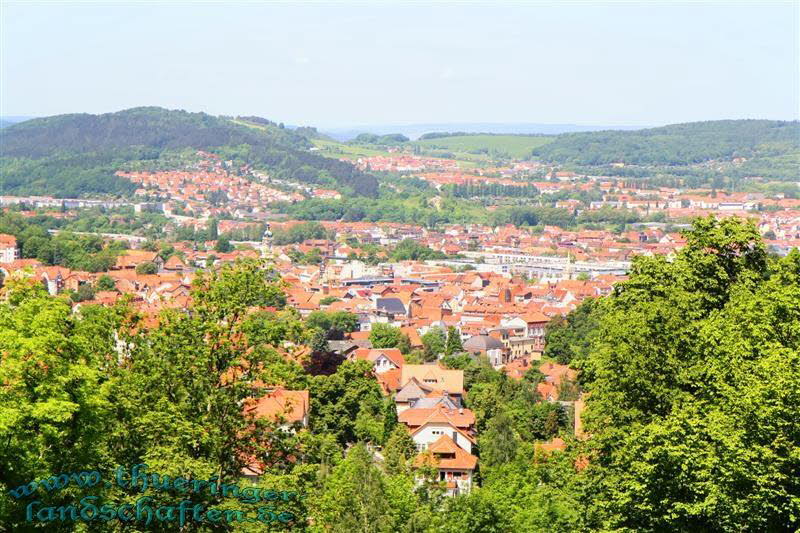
[347,348,405,374]
[243,386,310,430]
[414,435,476,496]
[400,404,476,454]
[0,234,19,264]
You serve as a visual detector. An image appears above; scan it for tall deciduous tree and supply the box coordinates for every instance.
[581,217,800,531]
[310,360,385,445]
[444,326,463,356]
[421,327,446,361]
[313,443,395,533]
[0,281,121,529]
[369,323,404,349]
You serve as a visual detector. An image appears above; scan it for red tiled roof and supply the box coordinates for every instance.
[413,435,477,470]
[243,387,309,424]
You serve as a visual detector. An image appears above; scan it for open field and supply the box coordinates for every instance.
[311,139,480,168]
[411,134,554,159]
[311,139,394,159]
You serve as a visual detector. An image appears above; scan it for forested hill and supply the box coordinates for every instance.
[531,119,800,166]
[0,107,379,197]
[0,107,310,157]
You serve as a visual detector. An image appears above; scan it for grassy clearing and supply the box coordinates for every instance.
[311,139,394,159]
[412,134,554,159]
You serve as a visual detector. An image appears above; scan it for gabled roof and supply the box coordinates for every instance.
[399,404,475,429]
[537,381,558,401]
[520,311,550,324]
[351,348,405,368]
[115,250,160,269]
[463,334,504,352]
[163,255,186,269]
[376,297,406,315]
[395,377,434,402]
[400,364,464,395]
[413,435,477,470]
[409,419,477,445]
[376,367,402,394]
[243,387,309,424]
[408,394,458,410]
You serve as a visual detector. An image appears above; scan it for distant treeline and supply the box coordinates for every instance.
[352,133,410,145]
[418,131,551,140]
[532,119,800,166]
[278,197,645,229]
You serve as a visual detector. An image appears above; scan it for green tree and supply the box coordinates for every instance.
[544,297,602,369]
[135,260,157,274]
[478,410,519,471]
[208,217,219,240]
[397,333,412,355]
[581,217,799,531]
[214,236,233,253]
[421,327,446,361]
[69,282,95,302]
[107,260,303,485]
[404,349,425,364]
[382,397,399,444]
[437,489,511,533]
[383,425,417,475]
[0,282,121,529]
[306,310,358,341]
[313,443,394,533]
[369,323,404,349]
[95,274,116,291]
[310,360,385,445]
[444,326,463,356]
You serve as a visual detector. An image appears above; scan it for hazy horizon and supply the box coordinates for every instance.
[2,2,798,126]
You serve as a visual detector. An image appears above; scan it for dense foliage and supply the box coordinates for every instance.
[0,218,796,531]
[578,216,800,530]
[352,133,410,145]
[543,297,603,367]
[532,119,800,166]
[271,222,330,245]
[0,211,130,271]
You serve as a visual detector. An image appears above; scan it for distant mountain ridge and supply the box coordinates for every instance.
[321,122,647,141]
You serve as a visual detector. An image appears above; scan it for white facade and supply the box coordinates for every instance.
[373,353,399,374]
[412,423,473,454]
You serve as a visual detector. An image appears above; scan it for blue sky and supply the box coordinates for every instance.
[1,1,798,127]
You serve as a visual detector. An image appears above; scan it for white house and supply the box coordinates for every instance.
[348,348,405,374]
[0,234,18,264]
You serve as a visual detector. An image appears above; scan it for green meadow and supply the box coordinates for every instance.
[311,139,394,159]
[411,134,554,159]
